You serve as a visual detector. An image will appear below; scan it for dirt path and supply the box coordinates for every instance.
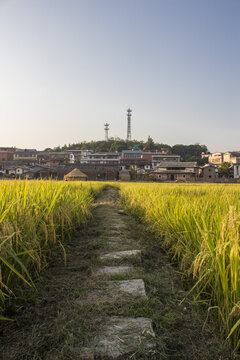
[0,187,234,359]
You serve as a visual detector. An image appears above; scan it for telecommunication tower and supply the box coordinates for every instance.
[104,123,110,141]
[126,108,132,141]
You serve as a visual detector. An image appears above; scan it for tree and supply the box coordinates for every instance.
[172,144,208,161]
[218,162,232,178]
[197,157,209,166]
[52,139,209,161]
[144,136,155,151]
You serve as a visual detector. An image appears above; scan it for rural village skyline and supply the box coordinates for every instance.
[0,0,239,152]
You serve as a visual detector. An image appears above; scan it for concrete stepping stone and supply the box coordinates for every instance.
[108,229,127,237]
[77,279,146,304]
[118,209,125,214]
[95,266,133,276]
[79,316,155,359]
[109,218,126,225]
[105,241,140,253]
[109,224,128,234]
[99,250,141,261]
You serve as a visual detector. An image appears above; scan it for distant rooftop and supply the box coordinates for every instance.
[156,161,198,168]
[122,150,142,154]
[16,149,37,153]
[226,151,240,156]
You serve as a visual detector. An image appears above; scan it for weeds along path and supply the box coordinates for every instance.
[0,187,233,359]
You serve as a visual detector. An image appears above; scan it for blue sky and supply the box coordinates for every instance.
[0,0,239,151]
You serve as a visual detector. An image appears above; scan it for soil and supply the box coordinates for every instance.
[0,186,236,359]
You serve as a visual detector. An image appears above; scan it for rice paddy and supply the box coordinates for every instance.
[119,182,240,350]
[0,180,105,315]
[2,180,240,353]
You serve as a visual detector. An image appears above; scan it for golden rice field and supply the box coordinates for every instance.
[0,180,105,317]
[2,180,240,350]
[119,183,240,350]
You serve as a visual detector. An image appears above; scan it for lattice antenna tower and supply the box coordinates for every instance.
[104,123,110,141]
[126,108,132,141]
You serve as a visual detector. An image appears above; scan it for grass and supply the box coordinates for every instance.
[118,182,240,351]
[0,179,106,313]
[0,185,233,360]
[47,190,230,360]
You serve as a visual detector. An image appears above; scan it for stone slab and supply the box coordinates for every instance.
[109,223,128,233]
[118,209,125,214]
[108,229,126,236]
[79,316,155,359]
[109,219,126,227]
[95,266,133,276]
[99,250,141,261]
[77,279,146,304]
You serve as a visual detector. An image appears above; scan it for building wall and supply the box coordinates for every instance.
[14,151,37,161]
[233,164,240,179]
[0,151,14,162]
[201,166,217,179]
[209,152,223,164]
[151,173,194,181]
[224,152,240,164]
[152,156,181,168]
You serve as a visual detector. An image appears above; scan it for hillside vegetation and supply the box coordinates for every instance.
[51,138,208,164]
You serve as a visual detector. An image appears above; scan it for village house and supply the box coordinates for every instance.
[208,152,223,165]
[37,151,73,166]
[80,152,121,165]
[122,150,142,161]
[0,148,15,162]
[121,150,151,170]
[201,152,211,160]
[36,151,52,165]
[141,149,173,169]
[3,165,30,177]
[199,164,218,179]
[49,152,71,167]
[151,154,181,169]
[141,148,171,162]
[223,152,240,164]
[24,165,50,179]
[66,149,93,163]
[136,168,146,180]
[150,161,198,181]
[13,149,38,163]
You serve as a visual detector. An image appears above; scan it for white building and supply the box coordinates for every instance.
[233,164,240,179]
[80,152,121,165]
[224,152,240,164]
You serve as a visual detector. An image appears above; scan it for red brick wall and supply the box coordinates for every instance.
[0,152,14,161]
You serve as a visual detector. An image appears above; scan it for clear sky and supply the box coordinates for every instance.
[0,0,239,152]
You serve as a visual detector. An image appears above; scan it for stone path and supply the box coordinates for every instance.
[77,197,156,359]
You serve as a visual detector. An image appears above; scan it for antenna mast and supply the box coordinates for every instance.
[104,123,110,141]
[126,108,132,141]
